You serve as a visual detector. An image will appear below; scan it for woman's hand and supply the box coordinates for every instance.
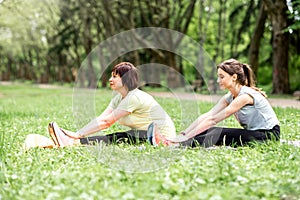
[168,134,188,143]
[61,128,82,139]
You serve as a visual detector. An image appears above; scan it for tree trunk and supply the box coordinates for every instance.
[84,16,97,88]
[166,51,181,88]
[196,0,213,88]
[263,0,290,94]
[248,1,267,76]
[2,54,12,81]
[26,49,33,81]
[211,0,225,93]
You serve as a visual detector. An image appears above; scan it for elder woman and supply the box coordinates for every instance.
[49,62,175,147]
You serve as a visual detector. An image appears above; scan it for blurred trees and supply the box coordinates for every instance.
[263,0,290,94]
[0,0,299,94]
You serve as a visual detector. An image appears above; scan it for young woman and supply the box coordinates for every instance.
[149,59,280,147]
[49,62,176,147]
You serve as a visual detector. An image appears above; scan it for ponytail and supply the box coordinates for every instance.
[242,64,254,87]
[242,63,267,97]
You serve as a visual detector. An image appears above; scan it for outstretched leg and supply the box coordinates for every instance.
[80,130,147,145]
[180,126,280,148]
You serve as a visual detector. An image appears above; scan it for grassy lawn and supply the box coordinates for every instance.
[0,84,300,200]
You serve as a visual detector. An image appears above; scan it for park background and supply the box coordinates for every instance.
[1,0,300,200]
[0,0,299,94]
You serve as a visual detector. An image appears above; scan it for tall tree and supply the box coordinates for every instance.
[248,0,268,76]
[141,0,197,88]
[229,0,256,58]
[196,0,213,89]
[263,0,290,94]
[212,0,226,80]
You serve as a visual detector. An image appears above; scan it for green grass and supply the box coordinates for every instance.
[0,84,300,200]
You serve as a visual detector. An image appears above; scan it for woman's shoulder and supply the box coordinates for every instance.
[224,91,233,103]
[125,88,151,102]
[240,86,253,93]
[240,86,264,98]
[129,88,152,98]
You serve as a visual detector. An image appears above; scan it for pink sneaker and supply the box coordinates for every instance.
[147,122,170,146]
[49,122,74,147]
[154,132,170,146]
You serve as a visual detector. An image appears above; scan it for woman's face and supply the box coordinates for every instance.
[217,68,236,90]
[109,72,123,90]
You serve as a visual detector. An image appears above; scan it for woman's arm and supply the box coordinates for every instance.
[98,106,114,119]
[180,96,228,135]
[170,94,253,142]
[65,107,130,139]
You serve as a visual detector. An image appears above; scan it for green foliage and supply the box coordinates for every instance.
[287,0,300,31]
[257,65,273,85]
[0,84,300,199]
[0,0,299,93]
[0,0,60,51]
[289,54,300,91]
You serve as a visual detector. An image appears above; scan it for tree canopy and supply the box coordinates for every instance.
[0,0,299,94]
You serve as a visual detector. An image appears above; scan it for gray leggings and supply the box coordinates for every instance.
[180,125,280,147]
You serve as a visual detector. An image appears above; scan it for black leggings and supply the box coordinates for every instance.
[79,130,148,145]
[180,125,280,148]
